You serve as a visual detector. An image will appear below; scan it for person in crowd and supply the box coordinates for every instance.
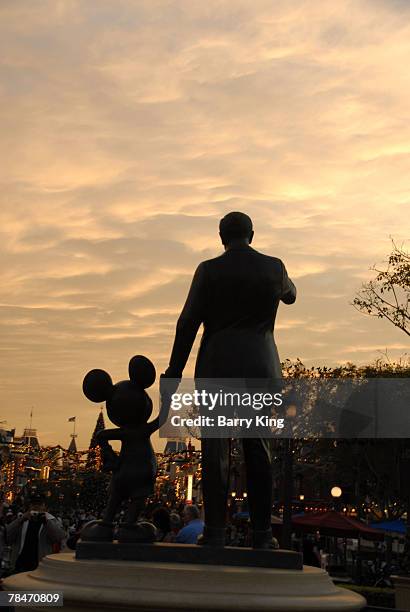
[0,501,8,569]
[175,505,204,544]
[302,537,321,567]
[164,512,182,543]
[152,507,172,542]
[6,494,66,574]
[4,510,15,525]
[65,519,88,551]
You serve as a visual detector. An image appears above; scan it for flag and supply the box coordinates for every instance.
[68,416,76,422]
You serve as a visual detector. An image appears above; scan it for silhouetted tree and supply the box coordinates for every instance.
[86,409,105,471]
[353,240,409,336]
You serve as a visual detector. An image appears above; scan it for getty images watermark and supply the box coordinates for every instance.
[169,387,284,430]
[159,377,410,439]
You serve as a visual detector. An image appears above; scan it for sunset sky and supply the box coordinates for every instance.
[0,0,409,450]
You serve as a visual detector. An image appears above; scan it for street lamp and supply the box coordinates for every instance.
[331,486,342,512]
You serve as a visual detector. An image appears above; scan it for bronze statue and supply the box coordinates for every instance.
[81,355,162,543]
[162,212,297,548]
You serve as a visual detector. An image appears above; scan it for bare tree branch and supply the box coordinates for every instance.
[352,239,410,336]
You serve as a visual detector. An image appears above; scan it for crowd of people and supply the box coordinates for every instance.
[0,492,324,582]
[0,493,212,578]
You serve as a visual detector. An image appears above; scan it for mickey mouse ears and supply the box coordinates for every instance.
[129,355,156,389]
[82,355,156,403]
[83,369,113,403]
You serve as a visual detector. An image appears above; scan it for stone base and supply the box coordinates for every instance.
[3,552,366,612]
[76,540,303,569]
[393,575,410,611]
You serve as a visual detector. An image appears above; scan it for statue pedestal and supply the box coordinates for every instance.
[3,550,365,612]
[75,540,303,568]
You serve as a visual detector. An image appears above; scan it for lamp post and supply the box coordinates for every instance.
[229,491,237,518]
[281,439,294,549]
[281,404,297,549]
[331,486,342,512]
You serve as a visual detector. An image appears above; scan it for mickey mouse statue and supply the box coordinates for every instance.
[80,354,169,543]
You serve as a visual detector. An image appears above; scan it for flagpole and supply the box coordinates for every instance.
[68,417,77,448]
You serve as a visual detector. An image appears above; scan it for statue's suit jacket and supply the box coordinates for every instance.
[167,245,296,379]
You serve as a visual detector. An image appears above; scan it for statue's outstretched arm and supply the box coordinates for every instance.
[146,376,178,435]
[96,428,124,442]
[281,261,297,305]
[165,262,207,377]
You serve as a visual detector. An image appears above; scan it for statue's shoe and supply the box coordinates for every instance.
[80,520,114,542]
[117,521,157,543]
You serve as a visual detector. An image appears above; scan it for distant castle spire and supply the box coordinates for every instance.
[68,436,77,453]
[89,408,105,448]
[67,416,77,454]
